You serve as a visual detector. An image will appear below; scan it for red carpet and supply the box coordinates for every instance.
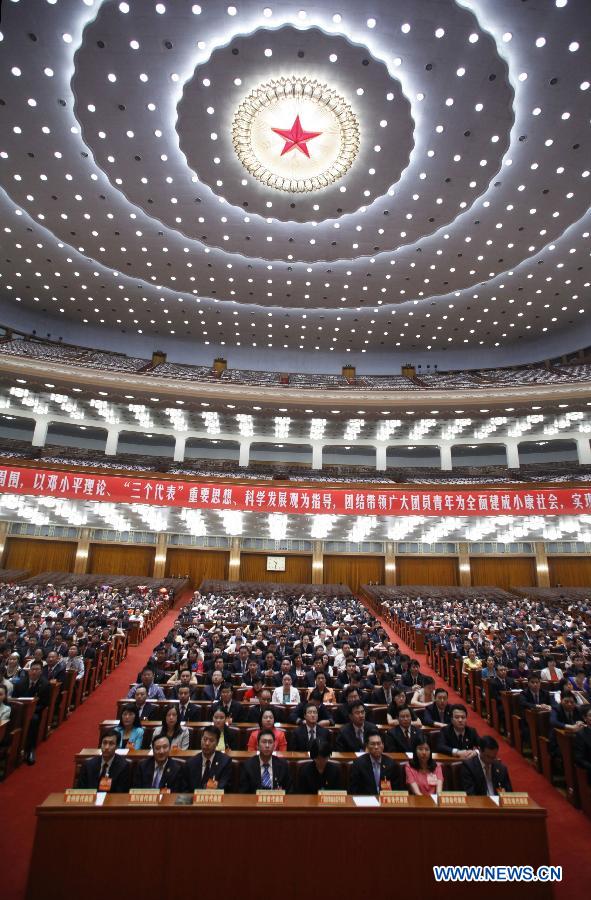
[0,591,190,900]
[370,604,591,898]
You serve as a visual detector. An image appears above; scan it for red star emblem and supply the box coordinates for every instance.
[271,115,322,158]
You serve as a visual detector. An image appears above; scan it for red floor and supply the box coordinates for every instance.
[375,610,591,898]
[0,594,189,900]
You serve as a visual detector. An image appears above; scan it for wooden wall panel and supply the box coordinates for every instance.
[396,556,459,586]
[166,548,229,586]
[239,553,312,584]
[470,556,536,589]
[3,537,76,575]
[87,543,155,577]
[548,556,591,587]
[323,555,385,593]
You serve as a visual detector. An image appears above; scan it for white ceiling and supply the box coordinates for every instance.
[0,0,590,372]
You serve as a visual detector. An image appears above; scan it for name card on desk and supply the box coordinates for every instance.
[499,792,530,807]
[256,790,285,805]
[439,791,467,807]
[319,790,347,805]
[64,789,97,805]
[193,790,224,805]
[129,789,162,804]
[380,791,410,806]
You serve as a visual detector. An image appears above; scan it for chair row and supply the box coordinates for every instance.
[74,748,462,794]
[101,718,444,752]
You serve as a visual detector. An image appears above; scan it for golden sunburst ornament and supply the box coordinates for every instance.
[232,76,360,193]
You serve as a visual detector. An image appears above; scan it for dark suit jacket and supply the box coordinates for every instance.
[371,687,396,705]
[177,702,201,723]
[297,761,342,794]
[239,754,291,793]
[77,755,131,792]
[574,726,591,783]
[14,674,51,709]
[422,702,452,727]
[349,753,401,795]
[519,688,551,712]
[136,702,156,721]
[487,676,516,701]
[549,705,584,754]
[335,722,379,752]
[133,758,184,790]
[436,724,479,756]
[384,725,424,753]
[202,685,222,702]
[291,724,330,752]
[180,751,233,792]
[211,700,244,722]
[460,755,512,795]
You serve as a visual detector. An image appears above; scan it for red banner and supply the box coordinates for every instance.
[0,464,588,518]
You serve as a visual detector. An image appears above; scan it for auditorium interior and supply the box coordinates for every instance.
[1,0,591,897]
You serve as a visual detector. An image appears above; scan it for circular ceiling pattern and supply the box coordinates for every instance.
[0,0,589,367]
[231,76,360,195]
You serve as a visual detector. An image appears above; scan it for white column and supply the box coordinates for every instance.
[173,434,186,462]
[312,444,322,470]
[440,444,452,471]
[576,437,591,464]
[105,429,119,456]
[32,418,49,447]
[376,445,387,471]
[239,441,251,468]
[506,442,520,469]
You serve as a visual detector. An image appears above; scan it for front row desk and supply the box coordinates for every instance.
[26,751,552,900]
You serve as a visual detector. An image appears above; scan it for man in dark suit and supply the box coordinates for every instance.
[385,707,424,753]
[170,670,197,700]
[519,675,552,713]
[518,674,552,744]
[335,702,379,752]
[400,660,427,689]
[233,646,251,678]
[134,734,184,790]
[349,733,401,795]
[549,693,585,757]
[371,672,395,706]
[291,702,330,751]
[176,685,201,723]
[422,688,453,728]
[211,683,243,723]
[203,671,224,702]
[14,660,51,764]
[239,728,291,793]
[77,730,131,792]
[131,686,156,721]
[574,706,591,784]
[460,735,513,796]
[180,726,233,792]
[44,650,66,685]
[436,704,479,758]
[486,664,515,729]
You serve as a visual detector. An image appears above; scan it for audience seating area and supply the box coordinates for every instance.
[3,336,591,390]
[0,576,182,780]
[377,587,591,818]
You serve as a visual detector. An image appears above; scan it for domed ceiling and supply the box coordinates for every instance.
[0,0,590,371]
